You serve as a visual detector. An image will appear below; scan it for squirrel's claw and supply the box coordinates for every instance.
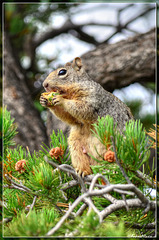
[40,96,48,107]
[52,95,63,106]
[75,168,89,178]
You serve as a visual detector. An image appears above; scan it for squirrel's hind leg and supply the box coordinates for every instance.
[68,133,92,177]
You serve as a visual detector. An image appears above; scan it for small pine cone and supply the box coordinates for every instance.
[104,150,115,163]
[15,159,27,173]
[49,147,64,159]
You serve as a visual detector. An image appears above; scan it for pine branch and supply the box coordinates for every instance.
[111,136,152,214]
[45,156,156,236]
[135,170,156,188]
[44,156,86,193]
[111,136,131,184]
[46,181,155,236]
[4,174,34,194]
[125,221,155,229]
[100,198,155,220]
[4,174,64,215]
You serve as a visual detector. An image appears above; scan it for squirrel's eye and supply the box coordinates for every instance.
[58,69,67,76]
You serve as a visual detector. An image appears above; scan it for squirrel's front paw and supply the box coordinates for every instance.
[52,95,63,106]
[40,96,48,107]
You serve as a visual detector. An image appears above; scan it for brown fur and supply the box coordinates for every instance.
[40,57,133,176]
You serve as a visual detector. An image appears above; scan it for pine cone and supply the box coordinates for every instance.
[15,159,27,173]
[104,150,115,163]
[49,147,64,159]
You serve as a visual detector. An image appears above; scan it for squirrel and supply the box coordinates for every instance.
[40,57,134,177]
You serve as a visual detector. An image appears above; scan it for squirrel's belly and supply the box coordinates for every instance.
[68,125,106,167]
[88,134,106,164]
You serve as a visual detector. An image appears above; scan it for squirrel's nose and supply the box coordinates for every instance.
[43,82,49,88]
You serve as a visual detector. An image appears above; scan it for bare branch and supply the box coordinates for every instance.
[26,196,37,218]
[125,221,155,229]
[33,19,98,48]
[124,6,155,28]
[43,154,156,236]
[46,182,155,236]
[89,173,110,192]
[4,174,33,194]
[75,203,87,217]
[44,156,86,193]
[101,198,155,219]
[135,170,156,189]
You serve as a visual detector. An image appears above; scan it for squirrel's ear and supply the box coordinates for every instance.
[65,62,71,67]
[72,57,83,71]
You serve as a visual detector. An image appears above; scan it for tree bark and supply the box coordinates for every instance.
[3,32,48,152]
[82,28,155,92]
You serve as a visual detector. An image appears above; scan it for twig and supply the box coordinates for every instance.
[84,197,101,221]
[55,168,68,201]
[44,156,86,193]
[4,174,34,194]
[75,203,87,217]
[103,193,117,204]
[26,195,37,218]
[113,188,135,196]
[125,221,155,229]
[44,156,75,176]
[135,170,156,189]
[89,173,109,192]
[110,136,131,184]
[3,183,29,193]
[122,193,129,211]
[60,179,78,190]
[62,178,135,196]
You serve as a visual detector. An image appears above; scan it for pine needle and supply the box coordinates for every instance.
[147,124,158,149]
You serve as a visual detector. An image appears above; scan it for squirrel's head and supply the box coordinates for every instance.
[43,57,86,93]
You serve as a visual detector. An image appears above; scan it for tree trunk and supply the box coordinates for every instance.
[3,32,48,152]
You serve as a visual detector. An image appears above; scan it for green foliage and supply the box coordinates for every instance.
[116,120,150,170]
[33,100,45,112]
[92,116,153,173]
[50,129,68,151]
[125,98,155,130]
[3,107,17,152]
[0,107,2,155]
[3,111,156,237]
[41,129,70,165]
[3,189,29,218]
[27,162,61,200]
[92,115,117,148]
[54,211,135,237]
[3,208,59,237]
